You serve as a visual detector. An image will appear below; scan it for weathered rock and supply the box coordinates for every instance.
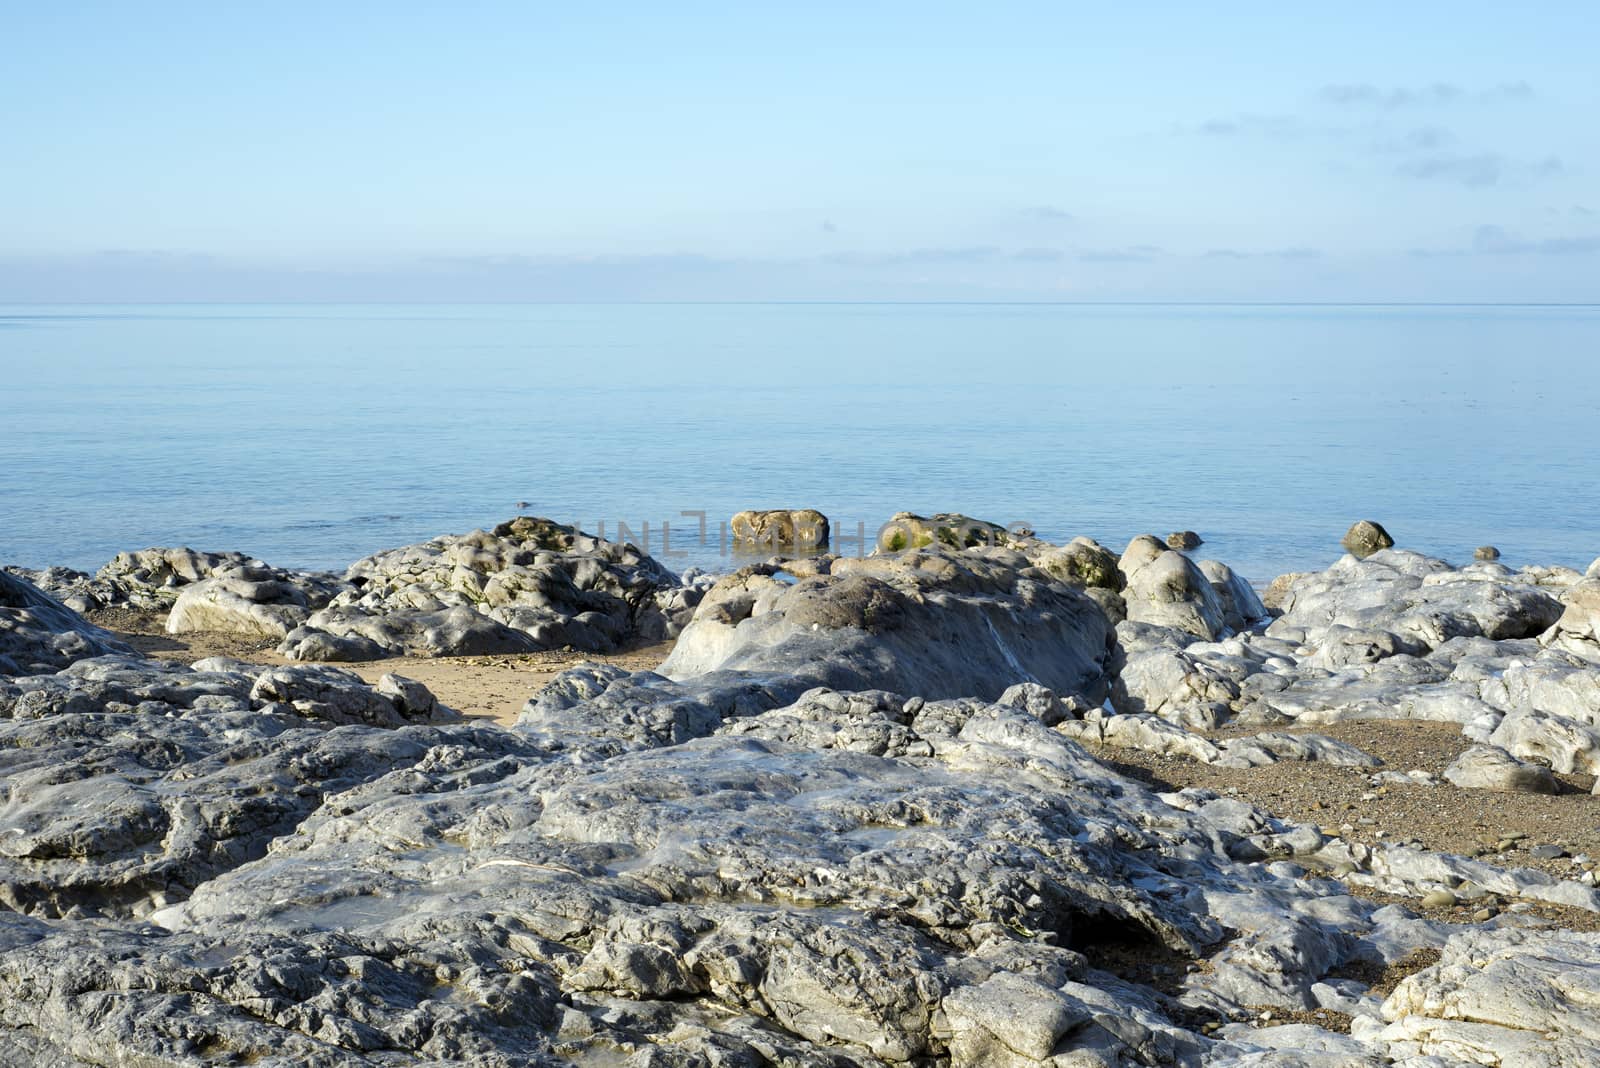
[1166,530,1203,550]
[1269,549,1564,654]
[876,512,1025,553]
[0,570,132,677]
[1341,520,1394,558]
[1376,927,1600,1066]
[1543,578,1600,661]
[661,548,1114,704]
[1119,536,1227,639]
[1442,744,1560,793]
[1475,545,1501,561]
[1200,559,1268,632]
[167,562,344,639]
[1029,536,1124,591]
[730,508,830,550]
[1262,571,1315,616]
[0,656,467,919]
[275,518,693,660]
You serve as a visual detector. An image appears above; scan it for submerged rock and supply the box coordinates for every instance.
[1341,520,1395,559]
[1167,530,1203,550]
[731,508,830,549]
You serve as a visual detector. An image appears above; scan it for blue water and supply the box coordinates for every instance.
[3,303,1597,584]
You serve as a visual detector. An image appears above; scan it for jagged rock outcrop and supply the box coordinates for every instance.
[0,570,131,676]
[276,517,697,660]
[0,655,454,918]
[167,561,346,639]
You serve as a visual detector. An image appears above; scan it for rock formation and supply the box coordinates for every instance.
[3,523,1600,1065]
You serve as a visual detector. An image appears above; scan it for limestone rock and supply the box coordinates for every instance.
[274,518,691,660]
[660,547,1114,704]
[1378,927,1600,1066]
[1119,536,1227,639]
[1029,536,1124,591]
[166,562,344,639]
[1442,744,1560,793]
[0,571,132,677]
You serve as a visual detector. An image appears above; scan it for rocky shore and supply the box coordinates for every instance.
[4,514,1600,1066]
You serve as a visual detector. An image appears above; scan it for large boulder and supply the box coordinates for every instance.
[1118,535,1227,639]
[166,562,345,639]
[730,508,830,550]
[1268,550,1564,655]
[0,571,132,676]
[275,518,694,660]
[660,547,1114,704]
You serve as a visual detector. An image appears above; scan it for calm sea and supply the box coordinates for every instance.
[3,303,1597,584]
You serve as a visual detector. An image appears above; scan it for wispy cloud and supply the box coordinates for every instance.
[1078,245,1162,263]
[1318,81,1533,110]
[1473,225,1600,255]
[823,246,1002,267]
[1396,153,1563,188]
[1201,247,1321,260]
[820,220,838,234]
[1192,114,1314,140]
[1023,205,1075,222]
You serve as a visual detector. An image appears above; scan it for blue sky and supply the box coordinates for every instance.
[4,2,1596,301]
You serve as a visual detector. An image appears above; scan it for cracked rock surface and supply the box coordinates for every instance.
[2,528,1600,1065]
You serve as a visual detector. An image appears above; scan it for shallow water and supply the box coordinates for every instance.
[3,302,1597,583]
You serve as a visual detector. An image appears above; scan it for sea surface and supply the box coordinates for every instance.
[3,303,1598,585]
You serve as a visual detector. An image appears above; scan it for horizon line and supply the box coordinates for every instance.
[4,300,1599,309]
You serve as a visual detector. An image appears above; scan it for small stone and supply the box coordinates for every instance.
[1475,546,1501,561]
[1420,889,1458,909]
[1530,844,1567,861]
[1472,907,1498,922]
[1166,531,1203,550]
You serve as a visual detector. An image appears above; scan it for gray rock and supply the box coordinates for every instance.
[1341,520,1394,558]
[1166,530,1203,550]
[1476,545,1501,561]
[1443,744,1560,794]
[275,517,693,660]
[0,571,132,677]
[1377,927,1600,1066]
[660,547,1115,704]
[1118,536,1227,639]
[1268,549,1564,654]
[167,562,345,639]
